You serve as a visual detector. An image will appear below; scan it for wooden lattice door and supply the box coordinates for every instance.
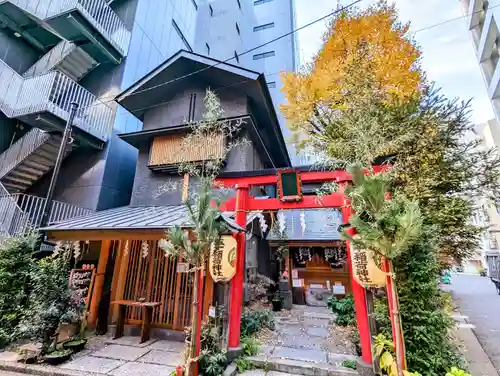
[120,240,194,330]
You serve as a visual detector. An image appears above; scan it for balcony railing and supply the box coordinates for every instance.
[0,0,131,57]
[0,59,114,142]
[0,184,29,237]
[12,193,93,228]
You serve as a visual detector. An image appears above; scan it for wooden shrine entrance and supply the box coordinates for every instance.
[111,240,194,330]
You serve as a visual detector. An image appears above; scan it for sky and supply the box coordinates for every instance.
[293,0,495,124]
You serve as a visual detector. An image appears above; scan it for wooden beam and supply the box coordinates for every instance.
[88,240,111,327]
[221,193,346,212]
[111,240,131,323]
[46,229,167,241]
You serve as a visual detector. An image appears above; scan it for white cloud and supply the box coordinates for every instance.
[293,0,495,123]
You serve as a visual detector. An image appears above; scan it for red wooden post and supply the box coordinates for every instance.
[342,203,373,365]
[227,184,249,349]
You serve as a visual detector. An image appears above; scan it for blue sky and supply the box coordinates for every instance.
[294,0,494,124]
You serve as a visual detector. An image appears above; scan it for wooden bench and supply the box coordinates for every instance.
[111,300,161,343]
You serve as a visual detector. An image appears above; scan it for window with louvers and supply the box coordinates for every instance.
[149,133,225,170]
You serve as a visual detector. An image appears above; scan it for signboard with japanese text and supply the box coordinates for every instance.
[350,246,386,288]
[209,235,237,282]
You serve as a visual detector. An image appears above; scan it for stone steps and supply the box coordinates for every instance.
[249,346,358,376]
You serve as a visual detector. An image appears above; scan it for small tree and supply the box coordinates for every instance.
[344,165,423,375]
[0,234,37,348]
[17,252,72,352]
[158,90,248,375]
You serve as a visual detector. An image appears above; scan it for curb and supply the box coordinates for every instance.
[0,360,102,376]
[452,311,499,376]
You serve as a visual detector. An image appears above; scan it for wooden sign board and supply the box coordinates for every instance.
[69,266,96,320]
[277,169,302,202]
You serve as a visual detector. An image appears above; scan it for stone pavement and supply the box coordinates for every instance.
[59,337,184,376]
[247,306,357,376]
[444,274,500,376]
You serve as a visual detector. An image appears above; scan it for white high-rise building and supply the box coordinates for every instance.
[461,0,500,119]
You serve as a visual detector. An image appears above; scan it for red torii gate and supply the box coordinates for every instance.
[216,167,386,366]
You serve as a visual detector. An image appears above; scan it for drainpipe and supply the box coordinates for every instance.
[38,102,79,235]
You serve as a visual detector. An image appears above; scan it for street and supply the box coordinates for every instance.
[450,274,500,373]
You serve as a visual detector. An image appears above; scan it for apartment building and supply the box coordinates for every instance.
[461,0,500,119]
[0,0,297,239]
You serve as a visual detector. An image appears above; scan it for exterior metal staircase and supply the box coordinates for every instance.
[0,128,76,193]
[0,0,131,64]
[23,40,99,81]
[0,58,113,146]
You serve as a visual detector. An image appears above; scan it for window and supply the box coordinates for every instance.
[254,22,274,32]
[253,51,275,60]
[172,20,193,51]
[254,0,273,4]
[267,81,276,88]
[234,51,240,63]
[209,4,214,16]
[206,42,210,55]
[191,0,198,10]
[236,22,240,35]
[237,0,241,9]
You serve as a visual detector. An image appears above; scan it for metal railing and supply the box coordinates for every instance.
[0,0,131,57]
[0,183,30,237]
[13,194,93,227]
[0,129,51,180]
[0,59,114,142]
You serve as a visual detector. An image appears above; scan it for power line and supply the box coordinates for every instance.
[412,3,500,34]
[80,0,491,111]
[117,0,364,101]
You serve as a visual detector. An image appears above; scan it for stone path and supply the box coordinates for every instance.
[248,306,357,376]
[59,337,184,376]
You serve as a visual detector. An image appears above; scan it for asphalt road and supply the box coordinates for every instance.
[449,274,500,373]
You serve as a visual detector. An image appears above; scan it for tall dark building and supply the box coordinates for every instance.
[0,0,297,237]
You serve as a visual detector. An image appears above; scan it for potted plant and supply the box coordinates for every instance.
[271,292,283,312]
[62,336,87,353]
[43,348,73,365]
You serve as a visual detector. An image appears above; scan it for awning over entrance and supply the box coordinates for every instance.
[41,205,245,239]
[266,208,342,242]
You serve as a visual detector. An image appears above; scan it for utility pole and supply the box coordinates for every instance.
[39,102,79,229]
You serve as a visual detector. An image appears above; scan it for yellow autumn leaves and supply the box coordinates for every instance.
[280,2,422,134]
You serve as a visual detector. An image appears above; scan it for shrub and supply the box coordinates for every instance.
[374,233,465,375]
[341,359,357,370]
[0,234,36,348]
[236,356,254,373]
[240,309,275,337]
[17,253,71,351]
[199,349,227,376]
[327,295,356,326]
[241,336,260,357]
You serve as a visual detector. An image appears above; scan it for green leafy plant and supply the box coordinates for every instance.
[198,349,227,376]
[236,356,254,372]
[241,336,260,357]
[240,309,275,337]
[445,367,471,376]
[327,294,356,326]
[0,234,36,348]
[341,359,357,369]
[17,252,72,353]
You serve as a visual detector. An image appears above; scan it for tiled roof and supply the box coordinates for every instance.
[41,205,245,233]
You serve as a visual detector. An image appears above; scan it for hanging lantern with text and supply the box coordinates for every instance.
[209,235,237,282]
[350,246,387,288]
